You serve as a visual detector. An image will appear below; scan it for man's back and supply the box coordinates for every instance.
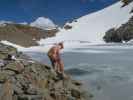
[48,45,60,59]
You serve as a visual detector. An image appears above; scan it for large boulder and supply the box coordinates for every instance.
[4,61,24,74]
[0,43,17,59]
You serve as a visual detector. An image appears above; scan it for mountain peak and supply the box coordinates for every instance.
[30,17,57,30]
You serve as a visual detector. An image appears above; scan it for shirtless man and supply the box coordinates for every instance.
[47,42,64,76]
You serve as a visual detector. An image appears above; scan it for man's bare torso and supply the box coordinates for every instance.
[48,45,60,61]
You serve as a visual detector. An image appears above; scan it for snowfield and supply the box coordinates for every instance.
[39,1,133,47]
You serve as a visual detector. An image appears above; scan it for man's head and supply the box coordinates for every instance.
[58,42,64,49]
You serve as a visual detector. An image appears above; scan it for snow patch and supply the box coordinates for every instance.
[1,40,25,51]
[0,40,53,53]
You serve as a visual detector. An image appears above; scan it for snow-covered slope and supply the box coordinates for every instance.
[30,17,57,30]
[39,1,133,48]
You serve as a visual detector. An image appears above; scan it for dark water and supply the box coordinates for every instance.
[25,44,133,100]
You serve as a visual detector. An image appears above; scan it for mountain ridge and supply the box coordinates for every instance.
[0,23,58,47]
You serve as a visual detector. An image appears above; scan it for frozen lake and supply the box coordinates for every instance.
[25,43,133,100]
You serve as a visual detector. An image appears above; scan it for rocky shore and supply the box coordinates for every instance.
[0,43,91,100]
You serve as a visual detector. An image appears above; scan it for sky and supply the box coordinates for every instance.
[0,0,118,25]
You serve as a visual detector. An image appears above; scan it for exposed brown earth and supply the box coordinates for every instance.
[0,23,58,47]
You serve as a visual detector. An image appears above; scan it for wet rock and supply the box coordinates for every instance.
[72,80,82,86]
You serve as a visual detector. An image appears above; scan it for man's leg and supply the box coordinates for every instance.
[49,57,56,70]
[57,60,67,78]
[58,60,64,74]
[54,61,59,72]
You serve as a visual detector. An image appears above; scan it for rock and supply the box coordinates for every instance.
[17,94,43,100]
[67,96,77,100]
[130,8,133,13]
[37,79,48,89]
[45,65,51,70]
[4,61,24,74]
[0,59,5,68]
[54,80,64,89]
[0,53,9,60]
[12,80,24,95]
[72,80,82,86]
[121,0,133,7]
[0,80,13,100]
[89,94,94,98]
[64,24,72,30]
[71,88,81,99]
[13,84,24,95]
[103,16,133,43]
[0,71,14,83]
[12,95,18,100]
[15,74,30,92]
[25,84,40,95]
[43,96,53,100]
[0,45,17,60]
